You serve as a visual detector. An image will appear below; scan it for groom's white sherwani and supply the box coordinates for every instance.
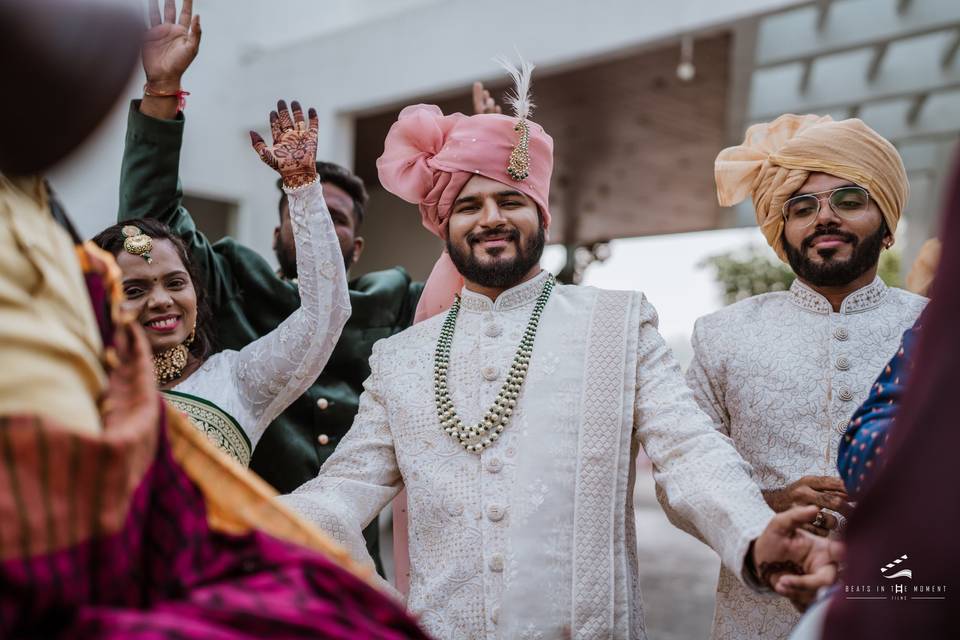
[283,271,775,639]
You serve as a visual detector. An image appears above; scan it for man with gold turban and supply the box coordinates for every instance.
[282,64,843,638]
[660,114,927,640]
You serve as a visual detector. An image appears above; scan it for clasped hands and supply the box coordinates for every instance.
[765,475,853,536]
[752,503,846,613]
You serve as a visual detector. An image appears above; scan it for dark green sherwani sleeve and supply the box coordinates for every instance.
[117,101,232,309]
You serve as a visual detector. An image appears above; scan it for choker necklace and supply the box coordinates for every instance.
[153,343,189,385]
[434,275,555,453]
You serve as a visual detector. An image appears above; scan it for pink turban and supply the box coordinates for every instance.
[378,104,553,238]
[715,114,908,262]
[377,103,554,320]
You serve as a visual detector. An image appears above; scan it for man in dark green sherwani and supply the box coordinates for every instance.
[117,8,421,574]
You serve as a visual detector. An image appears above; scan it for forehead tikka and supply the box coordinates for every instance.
[121,224,153,263]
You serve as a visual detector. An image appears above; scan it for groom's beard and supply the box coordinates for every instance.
[447,224,546,290]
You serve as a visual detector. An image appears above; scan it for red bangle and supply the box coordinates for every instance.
[143,83,190,111]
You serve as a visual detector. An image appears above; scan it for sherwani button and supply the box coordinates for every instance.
[837,419,849,434]
[486,458,503,473]
[317,434,330,445]
[486,504,506,522]
[839,388,853,401]
[481,366,500,381]
[489,553,504,572]
[316,397,329,410]
[834,327,849,341]
[484,323,503,337]
[835,356,851,371]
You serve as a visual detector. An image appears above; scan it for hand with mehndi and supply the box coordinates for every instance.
[250,100,320,189]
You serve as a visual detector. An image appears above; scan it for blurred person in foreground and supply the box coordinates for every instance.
[662,114,926,640]
[0,0,427,636]
[280,59,842,638]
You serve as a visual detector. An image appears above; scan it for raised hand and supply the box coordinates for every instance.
[142,0,201,94]
[752,505,845,612]
[250,100,319,189]
[472,82,502,115]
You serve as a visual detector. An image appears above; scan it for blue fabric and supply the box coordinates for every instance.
[837,316,922,498]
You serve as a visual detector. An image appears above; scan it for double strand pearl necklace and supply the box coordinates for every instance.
[434,276,555,453]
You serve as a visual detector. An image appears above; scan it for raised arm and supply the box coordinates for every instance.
[121,0,200,218]
[118,1,227,300]
[234,101,351,446]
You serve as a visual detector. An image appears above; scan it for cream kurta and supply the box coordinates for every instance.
[283,271,775,639]
[674,277,925,640]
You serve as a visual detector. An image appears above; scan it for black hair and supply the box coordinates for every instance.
[92,218,215,363]
[277,161,369,229]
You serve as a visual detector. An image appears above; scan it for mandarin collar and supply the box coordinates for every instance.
[459,270,552,313]
[788,276,888,315]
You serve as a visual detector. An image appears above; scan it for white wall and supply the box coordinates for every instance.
[52,0,802,264]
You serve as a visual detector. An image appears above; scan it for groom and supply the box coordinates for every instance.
[283,67,840,638]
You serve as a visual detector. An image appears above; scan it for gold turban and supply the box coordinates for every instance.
[715,114,908,261]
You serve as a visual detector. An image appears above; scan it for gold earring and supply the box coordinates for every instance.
[185,327,196,347]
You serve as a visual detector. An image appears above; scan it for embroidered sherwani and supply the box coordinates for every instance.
[283,271,776,639]
[672,277,925,640]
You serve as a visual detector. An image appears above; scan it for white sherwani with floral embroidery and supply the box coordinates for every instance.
[283,271,775,639]
[668,277,925,640]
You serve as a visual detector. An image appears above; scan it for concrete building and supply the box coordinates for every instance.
[56,0,960,280]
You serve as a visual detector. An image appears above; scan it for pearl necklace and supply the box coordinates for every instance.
[434,276,555,453]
